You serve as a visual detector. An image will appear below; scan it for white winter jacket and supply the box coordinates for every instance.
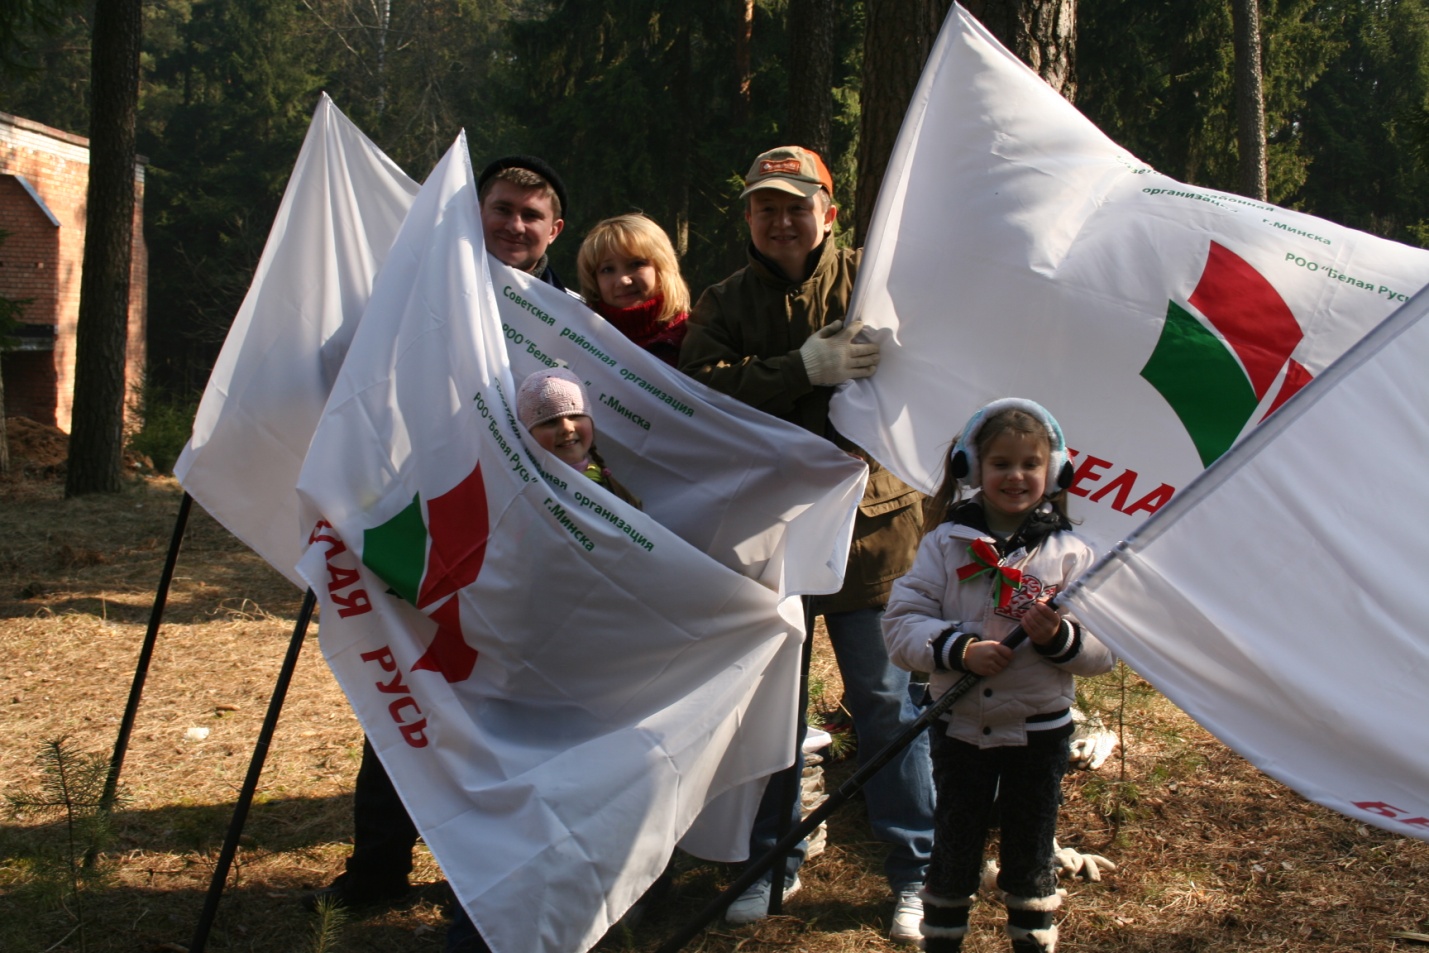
[883,504,1114,747]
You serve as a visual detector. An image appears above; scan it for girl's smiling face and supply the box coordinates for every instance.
[529,413,593,469]
[978,430,1049,521]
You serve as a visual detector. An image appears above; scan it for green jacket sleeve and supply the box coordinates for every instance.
[679,280,815,418]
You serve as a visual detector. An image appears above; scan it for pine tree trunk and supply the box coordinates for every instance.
[737,0,754,120]
[963,0,1077,100]
[1232,0,1268,201]
[65,0,142,497]
[788,0,835,157]
[0,372,8,476]
[854,0,952,244]
[674,23,692,258]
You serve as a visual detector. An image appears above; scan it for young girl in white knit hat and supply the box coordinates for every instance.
[445,368,643,953]
[515,366,639,508]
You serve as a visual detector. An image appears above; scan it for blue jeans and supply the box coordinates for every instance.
[749,605,935,891]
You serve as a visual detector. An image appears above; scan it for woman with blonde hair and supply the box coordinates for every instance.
[577,213,691,365]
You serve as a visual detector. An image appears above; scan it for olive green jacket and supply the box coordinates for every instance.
[679,240,921,613]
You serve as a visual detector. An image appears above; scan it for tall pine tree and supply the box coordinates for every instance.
[65,0,142,495]
[1079,0,1336,203]
[1294,0,1429,243]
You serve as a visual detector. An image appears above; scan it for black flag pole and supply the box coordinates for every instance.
[188,588,318,953]
[654,624,1034,953]
[91,491,194,863]
[761,601,817,917]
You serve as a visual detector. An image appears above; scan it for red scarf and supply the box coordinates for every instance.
[592,295,689,361]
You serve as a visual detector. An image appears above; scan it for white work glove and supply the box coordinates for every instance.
[1069,708,1119,771]
[799,319,880,386]
[1053,840,1117,882]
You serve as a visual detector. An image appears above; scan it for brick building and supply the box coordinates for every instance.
[0,110,147,433]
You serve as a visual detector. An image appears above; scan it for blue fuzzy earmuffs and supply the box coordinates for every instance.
[948,397,1074,494]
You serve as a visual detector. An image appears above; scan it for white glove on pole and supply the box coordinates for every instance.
[799,319,881,385]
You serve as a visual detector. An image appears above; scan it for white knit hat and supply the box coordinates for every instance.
[516,367,592,429]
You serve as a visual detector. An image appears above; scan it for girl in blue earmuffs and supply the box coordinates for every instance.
[882,398,1114,953]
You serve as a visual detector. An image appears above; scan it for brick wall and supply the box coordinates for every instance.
[0,174,60,424]
[0,111,147,434]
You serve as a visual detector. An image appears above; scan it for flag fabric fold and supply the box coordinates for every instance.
[835,3,1429,555]
[488,261,866,597]
[174,94,420,587]
[1062,281,1429,843]
[294,133,866,953]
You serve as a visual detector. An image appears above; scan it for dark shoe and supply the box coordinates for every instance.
[302,872,411,912]
[725,873,801,924]
[421,878,457,912]
[446,906,494,952]
[613,869,675,931]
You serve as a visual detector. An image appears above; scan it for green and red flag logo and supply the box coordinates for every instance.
[1141,241,1314,467]
[360,463,490,682]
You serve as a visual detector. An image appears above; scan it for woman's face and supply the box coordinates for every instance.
[596,253,658,309]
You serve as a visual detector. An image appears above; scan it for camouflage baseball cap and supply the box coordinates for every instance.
[739,146,834,200]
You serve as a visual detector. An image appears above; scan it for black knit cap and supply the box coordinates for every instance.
[477,154,569,220]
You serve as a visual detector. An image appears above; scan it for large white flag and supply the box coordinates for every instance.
[295,135,866,953]
[174,94,419,587]
[834,2,1429,839]
[1062,283,1429,841]
[836,4,1429,554]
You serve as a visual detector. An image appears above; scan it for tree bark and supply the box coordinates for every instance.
[674,21,692,258]
[736,0,754,120]
[1232,0,1268,201]
[855,0,952,244]
[787,0,835,157]
[0,287,12,477]
[963,0,1077,100]
[65,0,142,496]
[0,370,8,476]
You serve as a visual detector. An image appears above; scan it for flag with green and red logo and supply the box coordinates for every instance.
[1065,283,1429,843]
[295,134,867,953]
[838,5,1429,555]
[838,3,1429,843]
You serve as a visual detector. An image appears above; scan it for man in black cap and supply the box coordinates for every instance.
[476,154,571,291]
[306,154,572,914]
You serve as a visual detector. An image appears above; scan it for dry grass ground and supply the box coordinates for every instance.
[2,420,1427,952]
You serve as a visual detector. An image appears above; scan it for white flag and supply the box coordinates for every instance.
[836,3,1429,554]
[1062,283,1429,842]
[295,134,866,953]
[174,94,419,587]
[837,3,1429,839]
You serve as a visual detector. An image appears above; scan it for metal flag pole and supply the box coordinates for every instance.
[761,600,817,917]
[654,624,1033,953]
[188,588,318,953]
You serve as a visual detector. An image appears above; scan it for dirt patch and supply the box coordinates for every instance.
[6,415,70,467]
[4,415,153,481]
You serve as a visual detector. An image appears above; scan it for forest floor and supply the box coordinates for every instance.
[2,416,1427,953]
